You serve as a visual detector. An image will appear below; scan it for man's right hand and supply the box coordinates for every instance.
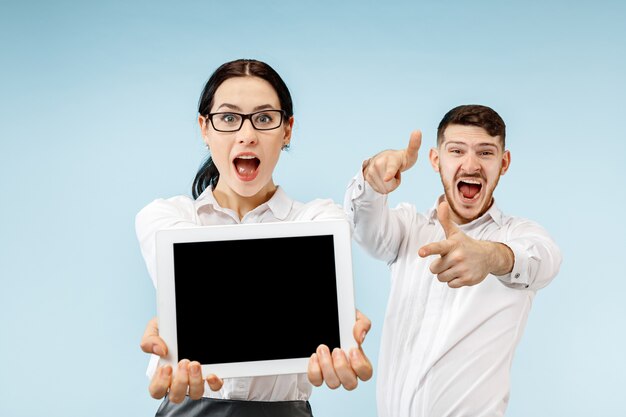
[140,317,223,403]
[362,130,422,194]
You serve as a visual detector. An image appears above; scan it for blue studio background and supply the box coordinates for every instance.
[1,1,625,416]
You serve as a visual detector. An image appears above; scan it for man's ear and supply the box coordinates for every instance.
[429,147,440,172]
[500,150,511,175]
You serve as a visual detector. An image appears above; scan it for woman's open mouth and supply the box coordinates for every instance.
[233,154,260,181]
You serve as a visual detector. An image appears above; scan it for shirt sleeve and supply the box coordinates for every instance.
[298,198,348,222]
[135,196,199,288]
[494,218,563,291]
[343,167,413,265]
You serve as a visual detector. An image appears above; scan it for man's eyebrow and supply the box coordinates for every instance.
[444,141,468,147]
[476,143,499,149]
[444,141,500,149]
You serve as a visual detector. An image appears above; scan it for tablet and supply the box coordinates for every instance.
[154,219,357,379]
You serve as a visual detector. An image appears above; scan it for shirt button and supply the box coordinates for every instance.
[351,206,354,211]
[358,184,362,190]
[514,273,520,279]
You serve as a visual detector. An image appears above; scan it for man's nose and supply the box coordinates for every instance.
[461,153,481,172]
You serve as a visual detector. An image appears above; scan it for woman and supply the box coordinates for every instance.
[136,59,372,417]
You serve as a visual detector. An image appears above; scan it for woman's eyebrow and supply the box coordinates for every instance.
[214,103,277,112]
[252,104,276,111]
[215,103,242,111]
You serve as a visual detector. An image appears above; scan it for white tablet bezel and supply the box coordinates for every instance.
[154,219,356,379]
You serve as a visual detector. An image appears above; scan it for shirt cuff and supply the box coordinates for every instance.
[146,353,160,379]
[495,241,530,289]
[344,167,384,223]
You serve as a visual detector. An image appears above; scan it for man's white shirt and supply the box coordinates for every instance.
[344,169,562,417]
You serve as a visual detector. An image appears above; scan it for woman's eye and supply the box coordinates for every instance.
[221,114,237,123]
[255,114,272,124]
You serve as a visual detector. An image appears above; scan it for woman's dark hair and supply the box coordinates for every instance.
[192,59,294,199]
[436,104,506,148]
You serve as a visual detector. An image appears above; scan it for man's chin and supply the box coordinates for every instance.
[443,182,496,224]
[447,197,487,224]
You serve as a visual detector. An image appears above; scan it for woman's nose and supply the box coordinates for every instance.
[236,119,258,144]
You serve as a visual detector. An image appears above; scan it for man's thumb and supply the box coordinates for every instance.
[437,201,459,238]
[402,130,422,171]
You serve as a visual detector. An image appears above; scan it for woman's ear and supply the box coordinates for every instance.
[282,116,294,148]
[198,115,210,148]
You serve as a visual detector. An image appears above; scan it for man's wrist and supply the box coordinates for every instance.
[490,242,515,276]
[361,158,371,175]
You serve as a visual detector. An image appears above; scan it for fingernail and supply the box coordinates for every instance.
[319,346,328,357]
[350,348,358,360]
[332,348,340,359]
[163,366,172,376]
[311,353,318,364]
[360,331,366,344]
[153,345,164,356]
[190,364,200,377]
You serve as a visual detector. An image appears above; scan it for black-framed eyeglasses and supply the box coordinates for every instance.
[206,110,286,132]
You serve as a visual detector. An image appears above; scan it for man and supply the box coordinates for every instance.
[343,104,562,416]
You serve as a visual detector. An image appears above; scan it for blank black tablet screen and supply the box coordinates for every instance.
[173,235,341,364]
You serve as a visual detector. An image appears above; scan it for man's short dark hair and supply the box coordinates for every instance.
[437,104,506,148]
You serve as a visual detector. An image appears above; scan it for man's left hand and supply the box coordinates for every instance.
[418,201,514,288]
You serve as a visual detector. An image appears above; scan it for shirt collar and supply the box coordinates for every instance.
[263,186,293,220]
[427,194,504,228]
[193,185,293,220]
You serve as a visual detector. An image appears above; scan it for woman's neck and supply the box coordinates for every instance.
[212,181,278,220]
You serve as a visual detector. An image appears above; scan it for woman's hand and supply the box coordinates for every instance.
[140,317,223,403]
[307,309,373,390]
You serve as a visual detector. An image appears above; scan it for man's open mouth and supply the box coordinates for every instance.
[457,179,482,200]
